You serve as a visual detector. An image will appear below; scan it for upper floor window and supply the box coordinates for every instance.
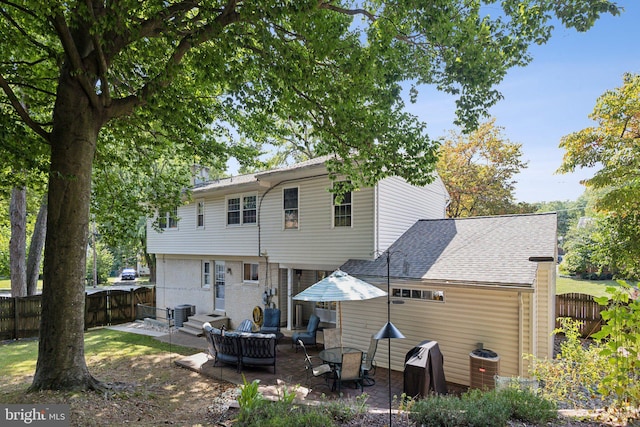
[333,182,352,227]
[227,197,240,225]
[227,194,257,226]
[196,199,205,228]
[243,263,259,282]
[283,187,298,229]
[159,207,178,229]
[243,195,257,224]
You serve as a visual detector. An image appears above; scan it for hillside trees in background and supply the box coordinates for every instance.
[437,118,529,217]
[559,73,640,279]
[535,195,588,251]
[0,0,620,393]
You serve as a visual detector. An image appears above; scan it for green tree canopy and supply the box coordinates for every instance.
[0,0,620,392]
[559,73,640,278]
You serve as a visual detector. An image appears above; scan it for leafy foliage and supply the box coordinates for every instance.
[593,282,640,417]
[436,118,528,217]
[527,318,606,409]
[558,74,640,278]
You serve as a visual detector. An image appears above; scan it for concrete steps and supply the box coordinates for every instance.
[179,313,229,336]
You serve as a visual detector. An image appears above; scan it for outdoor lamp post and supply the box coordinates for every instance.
[374,250,405,427]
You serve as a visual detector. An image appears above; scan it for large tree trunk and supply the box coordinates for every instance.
[26,197,47,296]
[10,186,27,297]
[29,72,103,391]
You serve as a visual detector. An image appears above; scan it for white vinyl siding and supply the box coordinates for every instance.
[259,176,374,266]
[148,193,259,256]
[375,176,448,253]
[340,282,530,386]
[534,262,556,359]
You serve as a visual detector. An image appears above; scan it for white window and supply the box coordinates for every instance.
[196,199,205,228]
[243,195,257,224]
[333,182,352,227]
[283,187,298,229]
[202,261,211,288]
[227,197,240,225]
[243,263,259,282]
[159,207,178,229]
[227,194,257,226]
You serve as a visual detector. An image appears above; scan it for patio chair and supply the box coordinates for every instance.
[361,334,378,386]
[259,308,281,334]
[335,351,364,394]
[298,339,333,387]
[322,328,342,349]
[237,318,254,333]
[292,314,320,351]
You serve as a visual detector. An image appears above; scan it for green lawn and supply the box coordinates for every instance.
[556,275,635,298]
[0,329,193,378]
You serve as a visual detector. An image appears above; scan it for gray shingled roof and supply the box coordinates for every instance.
[192,155,332,193]
[341,213,557,287]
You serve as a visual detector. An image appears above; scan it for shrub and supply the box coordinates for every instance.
[593,282,640,418]
[497,387,557,424]
[526,317,606,409]
[409,388,556,427]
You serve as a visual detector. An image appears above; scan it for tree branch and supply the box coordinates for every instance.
[49,13,101,110]
[105,2,240,121]
[84,0,111,106]
[0,6,55,55]
[0,72,51,142]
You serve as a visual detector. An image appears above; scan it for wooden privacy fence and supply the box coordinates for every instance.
[0,286,155,341]
[555,292,620,338]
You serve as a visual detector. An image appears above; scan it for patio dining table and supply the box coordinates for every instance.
[318,346,361,365]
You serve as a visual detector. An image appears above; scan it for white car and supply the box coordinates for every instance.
[121,268,137,280]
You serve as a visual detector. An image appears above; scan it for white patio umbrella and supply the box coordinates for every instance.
[293,269,387,346]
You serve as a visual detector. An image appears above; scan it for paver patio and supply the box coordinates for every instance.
[161,332,465,411]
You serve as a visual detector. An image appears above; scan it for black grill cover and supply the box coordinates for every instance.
[403,340,447,397]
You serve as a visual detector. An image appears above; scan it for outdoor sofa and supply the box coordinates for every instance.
[203,322,277,373]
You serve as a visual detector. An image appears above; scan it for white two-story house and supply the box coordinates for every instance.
[147,156,450,331]
[148,157,558,386]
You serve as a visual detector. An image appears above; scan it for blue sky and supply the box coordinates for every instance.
[407,1,640,203]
